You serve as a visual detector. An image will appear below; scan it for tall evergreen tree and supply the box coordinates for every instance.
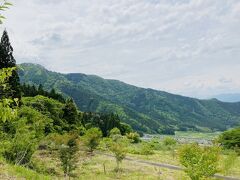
[37,84,45,96]
[0,30,21,100]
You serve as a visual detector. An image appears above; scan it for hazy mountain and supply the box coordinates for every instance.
[213,94,240,103]
[18,63,240,134]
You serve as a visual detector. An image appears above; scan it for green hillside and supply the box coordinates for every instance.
[19,63,240,134]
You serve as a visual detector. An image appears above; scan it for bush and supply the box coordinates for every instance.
[149,138,163,151]
[109,137,127,171]
[40,133,69,151]
[98,137,112,151]
[3,118,38,165]
[30,154,58,176]
[139,142,154,155]
[163,137,177,146]
[83,128,102,152]
[109,127,121,136]
[109,128,122,142]
[218,127,240,150]
[179,144,220,180]
[126,132,141,143]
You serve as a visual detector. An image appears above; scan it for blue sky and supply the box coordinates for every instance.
[1,0,240,98]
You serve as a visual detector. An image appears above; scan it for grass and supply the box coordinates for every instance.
[0,148,239,179]
[0,133,239,180]
[128,149,181,166]
[0,157,52,180]
[15,147,240,180]
[77,153,190,180]
[126,145,240,179]
[30,149,190,179]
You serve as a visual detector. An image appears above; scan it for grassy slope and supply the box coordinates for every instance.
[19,63,240,133]
[0,157,51,180]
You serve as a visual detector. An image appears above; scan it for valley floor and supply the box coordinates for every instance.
[1,148,239,180]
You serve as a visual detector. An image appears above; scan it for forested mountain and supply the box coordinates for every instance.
[19,63,240,134]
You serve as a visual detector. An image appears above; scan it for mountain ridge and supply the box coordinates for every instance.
[18,63,240,134]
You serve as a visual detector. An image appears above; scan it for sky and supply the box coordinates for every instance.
[1,0,240,98]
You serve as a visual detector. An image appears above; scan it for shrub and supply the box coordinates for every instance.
[149,138,163,151]
[30,154,58,176]
[3,118,38,165]
[139,142,154,155]
[163,137,177,146]
[218,127,240,150]
[179,144,220,180]
[83,128,102,152]
[109,137,127,171]
[126,132,141,143]
[109,127,121,136]
[98,137,112,151]
[41,133,70,151]
[109,128,122,142]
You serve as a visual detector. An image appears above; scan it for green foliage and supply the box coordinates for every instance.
[62,98,79,125]
[1,106,50,165]
[40,133,71,151]
[126,132,141,143]
[59,136,79,177]
[222,150,238,175]
[22,95,128,137]
[163,137,177,147]
[0,98,17,122]
[109,127,121,136]
[218,127,240,150]
[148,138,163,151]
[109,128,122,142]
[109,136,127,171]
[119,122,133,135]
[19,63,240,134]
[7,163,52,180]
[22,95,67,133]
[17,106,53,136]
[21,83,65,103]
[0,68,17,122]
[127,141,154,155]
[139,142,154,155]
[3,118,38,165]
[82,112,127,137]
[109,128,121,138]
[0,1,12,24]
[0,30,21,100]
[83,128,102,152]
[179,144,220,180]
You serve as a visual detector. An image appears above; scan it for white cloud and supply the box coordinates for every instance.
[1,0,240,98]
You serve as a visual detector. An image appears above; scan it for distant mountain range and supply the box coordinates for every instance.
[18,63,240,134]
[212,94,240,103]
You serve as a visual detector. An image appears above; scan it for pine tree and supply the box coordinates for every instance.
[37,84,45,96]
[0,30,21,100]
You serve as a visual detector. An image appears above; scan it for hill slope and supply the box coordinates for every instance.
[18,63,240,134]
